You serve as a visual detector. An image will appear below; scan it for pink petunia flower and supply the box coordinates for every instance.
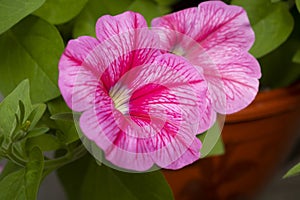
[152,1,261,116]
[59,12,210,171]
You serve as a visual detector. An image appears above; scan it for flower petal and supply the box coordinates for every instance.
[124,53,211,132]
[79,54,208,171]
[151,1,260,114]
[165,138,201,170]
[59,17,161,112]
[199,97,217,133]
[152,1,254,52]
[80,108,154,171]
[99,44,161,92]
[93,12,160,89]
[58,36,100,112]
[96,11,148,42]
[79,92,199,171]
[200,51,261,114]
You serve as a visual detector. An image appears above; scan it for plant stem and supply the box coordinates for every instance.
[4,145,27,167]
[42,144,87,178]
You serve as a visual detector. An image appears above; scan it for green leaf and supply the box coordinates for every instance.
[0,80,32,140]
[72,0,169,37]
[259,32,300,88]
[0,15,64,103]
[154,0,178,6]
[48,97,79,144]
[58,155,174,200]
[94,0,134,14]
[27,104,46,130]
[0,161,21,182]
[72,0,133,37]
[0,81,49,161]
[25,147,44,199]
[296,0,300,12]
[128,0,164,23]
[293,49,300,64]
[0,168,27,199]
[19,100,26,124]
[198,120,224,158]
[26,127,49,138]
[56,154,91,200]
[33,0,88,24]
[0,0,45,34]
[205,135,224,157]
[231,0,294,58]
[50,112,77,122]
[27,134,62,151]
[271,0,281,3]
[0,147,44,200]
[284,162,300,178]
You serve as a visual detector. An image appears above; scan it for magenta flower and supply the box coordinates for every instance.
[152,1,261,115]
[59,12,210,171]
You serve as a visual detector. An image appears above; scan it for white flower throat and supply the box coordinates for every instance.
[171,45,186,56]
[109,83,130,115]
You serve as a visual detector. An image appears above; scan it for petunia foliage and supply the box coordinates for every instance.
[0,0,45,34]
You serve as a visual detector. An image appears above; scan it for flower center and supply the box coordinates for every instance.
[171,45,186,56]
[109,83,130,115]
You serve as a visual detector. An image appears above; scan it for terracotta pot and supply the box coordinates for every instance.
[163,83,300,200]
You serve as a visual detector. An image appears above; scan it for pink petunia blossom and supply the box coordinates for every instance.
[59,11,210,171]
[152,1,261,115]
